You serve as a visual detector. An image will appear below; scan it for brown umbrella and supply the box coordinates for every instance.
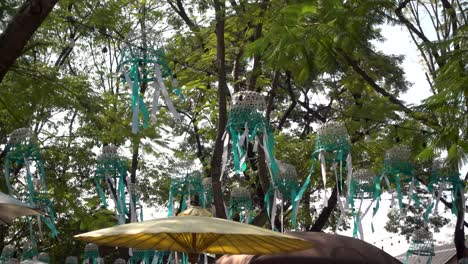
[217,232,401,264]
[0,191,43,224]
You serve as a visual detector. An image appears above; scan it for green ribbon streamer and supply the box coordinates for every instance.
[295,159,316,202]
[168,188,174,217]
[290,189,298,227]
[352,210,359,238]
[371,175,382,233]
[94,177,108,208]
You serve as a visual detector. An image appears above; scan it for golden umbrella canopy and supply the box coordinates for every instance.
[74,212,312,256]
[0,191,43,225]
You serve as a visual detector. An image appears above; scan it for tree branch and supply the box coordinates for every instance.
[0,0,59,83]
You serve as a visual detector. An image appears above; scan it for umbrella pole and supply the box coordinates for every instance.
[188,253,198,263]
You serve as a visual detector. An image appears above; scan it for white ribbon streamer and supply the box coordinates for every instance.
[220,131,229,181]
[123,71,140,134]
[151,81,161,122]
[270,189,278,230]
[154,64,181,120]
[408,177,415,207]
[333,162,346,232]
[345,154,353,209]
[319,151,328,206]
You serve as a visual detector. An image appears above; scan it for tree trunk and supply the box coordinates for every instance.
[210,0,228,219]
[309,184,338,231]
[0,0,59,83]
[454,172,467,260]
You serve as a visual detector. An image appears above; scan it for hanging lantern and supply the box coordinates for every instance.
[113,258,126,264]
[202,178,213,206]
[130,249,154,264]
[1,245,15,262]
[404,229,434,264]
[380,145,413,209]
[168,177,187,217]
[348,169,377,240]
[296,121,352,231]
[186,171,205,207]
[21,240,38,260]
[265,160,300,230]
[65,256,78,264]
[229,186,253,223]
[37,252,50,263]
[425,160,464,222]
[117,29,181,134]
[223,91,278,177]
[84,243,99,264]
[94,145,128,224]
[3,127,58,238]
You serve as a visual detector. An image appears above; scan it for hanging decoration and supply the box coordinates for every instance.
[117,30,181,134]
[223,91,279,177]
[37,252,50,263]
[21,240,38,260]
[113,258,126,264]
[425,160,464,226]
[348,169,376,240]
[3,128,58,238]
[0,246,15,263]
[295,121,352,228]
[167,163,205,217]
[83,243,99,264]
[65,256,78,264]
[202,177,213,207]
[403,229,434,264]
[229,186,253,223]
[93,145,128,224]
[130,249,155,264]
[380,145,413,210]
[265,160,300,230]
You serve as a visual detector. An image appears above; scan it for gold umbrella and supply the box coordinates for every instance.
[75,207,312,262]
[0,191,43,224]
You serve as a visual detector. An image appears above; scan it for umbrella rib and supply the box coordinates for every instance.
[147,235,168,249]
[166,233,191,252]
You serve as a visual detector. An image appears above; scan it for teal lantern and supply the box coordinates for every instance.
[3,127,58,238]
[381,145,413,209]
[425,160,464,222]
[1,245,15,262]
[168,176,187,217]
[118,30,181,134]
[186,171,205,208]
[127,181,144,223]
[296,121,352,228]
[94,145,128,224]
[229,186,253,223]
[202,178,213,207]
[37,252,50,263]
[404,229,434,264]
[265,161,300,230]
[130,249,155,264]
[167,164,205,217]
[224,91,279,177]
[349,169,377,239]
[84,243,99,264]
[21,240,38,260]
[65,256,78,264]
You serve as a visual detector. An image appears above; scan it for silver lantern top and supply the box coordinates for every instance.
[385,145,411,163]
[8,128,35,145]
[230,91,266,111]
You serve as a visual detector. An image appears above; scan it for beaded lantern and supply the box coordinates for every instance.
[265,161,300,229]
[113,258,126,264]
[84,243,99,264]
[425,160,464,222]
[117,29,181,134]
[130,249,155,264]
[127,181,144,223]
[3,128,58,238]
[223,91,279,177]
[381,145,414,209]
[348,169,377,239]
[37,252,50,263]
[65,256,78,264]
[94,145,129,224]
[404,229,434,264]
[296,121,352,230]
[202,178,213,206]
[167,163,205,217]
[21,240,38,260]
[0,245,15,262]
[229,186,253,223]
